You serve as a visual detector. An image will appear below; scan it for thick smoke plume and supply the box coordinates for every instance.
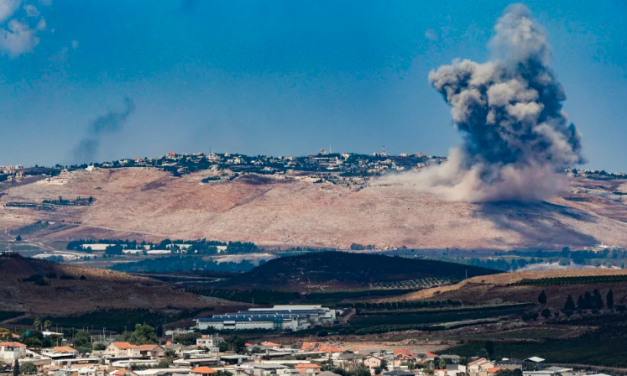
[406,4,584,202]
[71,98,135,164]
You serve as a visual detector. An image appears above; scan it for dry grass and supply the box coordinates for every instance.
[2,169,627,250]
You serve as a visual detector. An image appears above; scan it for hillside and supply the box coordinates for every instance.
[220,251,500,290]
[2,167,627,249]
[388,268,627,309]
[0,253,228,316]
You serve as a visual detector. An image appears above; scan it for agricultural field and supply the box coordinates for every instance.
[372,276,460,289]
[347,303,532,335]
[512,274,627,286]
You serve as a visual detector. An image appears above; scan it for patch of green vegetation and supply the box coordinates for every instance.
[351,305,528,327]
[464,327,571,340]
[512,275,627,286]
[13,221,50,235]
[13,308,211,333]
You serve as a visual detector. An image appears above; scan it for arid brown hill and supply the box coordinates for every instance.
[2,168,627,249]
[0,253,224,315]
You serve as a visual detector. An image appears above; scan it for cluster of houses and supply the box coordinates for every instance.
[0,336,613,376]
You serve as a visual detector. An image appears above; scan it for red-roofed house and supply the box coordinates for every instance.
[104,342,141,358]
[0,342,27,362]
[486,368,501,375]
[139,344,165,358]
[190,367,218,376]
[468,358,495,376]
[295,364,321,374]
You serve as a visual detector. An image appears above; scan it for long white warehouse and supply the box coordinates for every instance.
[195,305,337,331]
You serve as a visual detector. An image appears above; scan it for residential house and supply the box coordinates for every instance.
[295,364,321,374]
[336,353,367,369]
[363,356,383,370]
[164,342,185,356]
[190,367,218,376]
[42,346,79,359]
[139,345,165,358]
[0,342,27,362]
[486,368,501,376]
[104,343,141,358]
[468,358,495,376]
[196,335,224,352]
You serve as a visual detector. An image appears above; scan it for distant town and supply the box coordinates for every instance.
[0,304,612,376]
[1,150,624,189]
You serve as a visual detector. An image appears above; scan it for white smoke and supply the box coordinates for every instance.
[397,4,584,203]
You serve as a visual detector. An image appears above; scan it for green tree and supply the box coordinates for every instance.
[44,320,52,331]
[165,349,177,357]
[20,362,37,375]
[218,342,229,352]
[607,289,614,309]
[541,308,551,319]
[15,235,22,242]
[353,365,371,376]
[73,330,92,348]
[93,343,106,351]
[226,336,246,354]
[125,324,158,345]
[13,359,19,376]
[563,295,576,312]
[538,290,547,305]
[33,318,41,330]
[593,289,604,309]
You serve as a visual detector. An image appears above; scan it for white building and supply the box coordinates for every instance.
[195,305,337,331]
[0,342,27,362]
[196,335,224,352]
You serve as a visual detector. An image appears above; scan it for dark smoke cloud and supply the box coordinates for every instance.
[71,98,135,164]
[389,4,584,202]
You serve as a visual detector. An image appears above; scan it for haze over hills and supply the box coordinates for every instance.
[1,163,627,250]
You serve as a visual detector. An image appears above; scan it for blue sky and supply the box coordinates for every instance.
[1,0,627,171]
